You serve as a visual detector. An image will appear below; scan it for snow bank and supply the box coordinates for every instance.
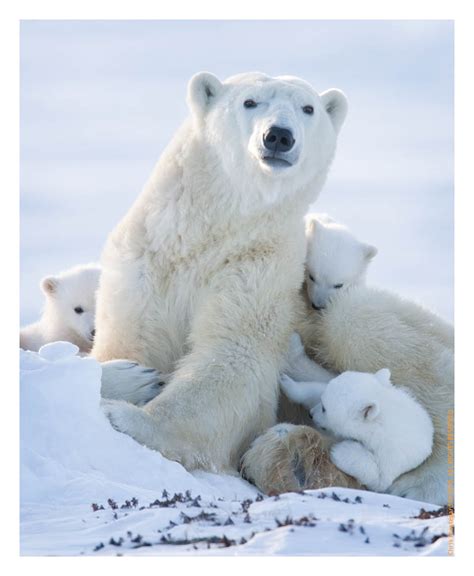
[20,343,450,556]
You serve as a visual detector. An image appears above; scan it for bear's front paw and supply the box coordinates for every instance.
[101,398,143,436]
[101,360,167,406]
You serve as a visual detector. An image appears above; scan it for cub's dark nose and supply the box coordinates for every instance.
[263,126,295,152]
[91,329,96,339]
[312,303,324,311]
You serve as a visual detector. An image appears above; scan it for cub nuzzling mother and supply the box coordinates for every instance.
[94,71,348,473]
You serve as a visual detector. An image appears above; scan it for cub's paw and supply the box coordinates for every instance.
[279,373,298,398]
[287,332,305,363]
[330,440,361,474]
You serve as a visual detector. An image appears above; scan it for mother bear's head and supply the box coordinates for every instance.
[187,71,347,208]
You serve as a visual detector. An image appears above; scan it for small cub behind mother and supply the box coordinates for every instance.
[93,71,347,472]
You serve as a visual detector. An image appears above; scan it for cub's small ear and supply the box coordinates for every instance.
[320,89,348,133]
[187,72,223,117]
[41,276,58,296]
[375,368,392,387]
[361,402,379,421]
[364,244,378,260]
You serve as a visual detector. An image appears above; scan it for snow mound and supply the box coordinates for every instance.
[20,343,450,556]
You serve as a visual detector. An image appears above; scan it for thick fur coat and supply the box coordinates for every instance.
[242,286,453,504]
[93,71,348,473]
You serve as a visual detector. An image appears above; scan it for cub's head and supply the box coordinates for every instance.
[187,71,347,207]
[310,369,392,441]
[305,214,377,311]
[41,263,101,346]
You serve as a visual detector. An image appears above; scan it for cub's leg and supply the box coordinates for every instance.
[279,374,326,410]
[285,332,335,382]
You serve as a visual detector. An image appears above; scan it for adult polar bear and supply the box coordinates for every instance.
[94,71,348,473]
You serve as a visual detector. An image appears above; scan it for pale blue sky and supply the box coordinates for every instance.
[20,20,454,322]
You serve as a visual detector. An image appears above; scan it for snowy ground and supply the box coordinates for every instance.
[21,343,451,556]
[20,21,454,556]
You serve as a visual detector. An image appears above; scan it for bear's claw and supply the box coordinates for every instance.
[100,360,167,406]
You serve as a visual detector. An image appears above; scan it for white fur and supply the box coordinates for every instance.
[291,369,435,492]
[280,369,435,493]
[100,360,167,406]
[92,71,347,473]
[20,264,101,355]
[294,285,453,504]
[304,214,377,310]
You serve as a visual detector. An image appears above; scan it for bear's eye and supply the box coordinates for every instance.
[308,273,315,282]
[321,404,326,413]
[243,99,257,109]
[334,283,343,289]
[302,105,314,115]
[74,306,84,314]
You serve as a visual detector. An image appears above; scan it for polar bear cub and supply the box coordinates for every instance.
[20,263,101,354]
[280,368,434,493]
[305,213,377,310]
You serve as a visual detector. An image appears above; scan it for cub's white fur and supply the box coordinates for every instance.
[20,264,101,354]
[93,71,347,473]
[305,213,377,310]
[281,368,434,492]
[295,285,453,504]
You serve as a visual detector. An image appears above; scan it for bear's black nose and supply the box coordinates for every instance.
[312,303,324,311]
[263,126,295,152]
[91,329,96,339]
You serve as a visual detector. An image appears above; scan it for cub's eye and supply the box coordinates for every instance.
[308,273,315,282]
[243,99,257,109]
[302,105,314,115]
[334,283,343,289]
[74,306,84,314]
[321,404,326,413]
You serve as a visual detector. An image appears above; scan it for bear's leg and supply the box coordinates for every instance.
[103,347,279,473]
[240,423,360,494]
[100,360,167,406]
[387,447,449,505]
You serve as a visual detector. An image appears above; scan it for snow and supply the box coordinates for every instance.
[20,21,454,557]
[20,344,450,556]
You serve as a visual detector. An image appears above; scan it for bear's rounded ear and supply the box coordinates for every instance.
[361,401,379,421]
[364,244,378,260]
[375,368,392,387]
[41,276,58,296]
[187,72,223,117]
[320,89,348,134]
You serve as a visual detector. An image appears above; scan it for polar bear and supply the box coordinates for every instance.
[20,263,101,354]
[305,213,377,310]
[241,286,453,504]
[280,369,434,493]
[93,71,348,473]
